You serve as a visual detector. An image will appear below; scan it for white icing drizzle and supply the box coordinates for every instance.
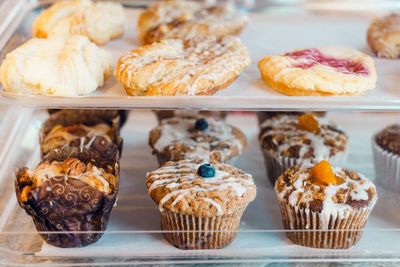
[147,162,254,216]
[277,166,377,228]
[153,117,244,162]
[259,115,347,160]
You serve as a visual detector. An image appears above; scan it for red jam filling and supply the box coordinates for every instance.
[284,49,369,76]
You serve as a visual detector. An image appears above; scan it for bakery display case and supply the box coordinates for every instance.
[0,0,400,266]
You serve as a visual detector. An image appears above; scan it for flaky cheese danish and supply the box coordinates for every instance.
[33,0,125,45]
[138,0,248,45]
[0,36,112,96]
[115,36,251,96]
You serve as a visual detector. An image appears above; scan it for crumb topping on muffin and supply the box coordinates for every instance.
[149,117,246,162]
[275,164,377,216]
[146,159,256,216]
[259,114,347,159]
[375,124,400,155]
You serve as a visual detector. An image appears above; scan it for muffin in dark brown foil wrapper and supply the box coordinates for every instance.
[15,146,119,248]
[41,109,124,157]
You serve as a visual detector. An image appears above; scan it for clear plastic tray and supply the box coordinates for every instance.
[1,109,400,265]
[0,1,400,110]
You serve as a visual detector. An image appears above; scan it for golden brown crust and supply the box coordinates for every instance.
[115,36,250,96]
[137,0,247,45]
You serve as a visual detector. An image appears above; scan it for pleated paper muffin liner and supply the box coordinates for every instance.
[160,206,247,250]
[262,149,348,185]
[277,200,374,249]
[372,140,400,192]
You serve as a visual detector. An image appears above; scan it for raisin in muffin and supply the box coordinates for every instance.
[149,116,246,165]
[373,124,400,191]
[259,113,348,184]
[275,160,377,249]
[146,159,256,249]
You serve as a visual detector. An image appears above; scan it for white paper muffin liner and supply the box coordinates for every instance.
[372,139,400,191]
[160,206,247,250]
[262,149,348,185]
[277,199,374,249]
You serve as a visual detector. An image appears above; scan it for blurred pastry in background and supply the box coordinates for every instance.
[154,110,227,122]
[258,47,377,96]
[367,13,400,59]
[0,36,112,96]
[33,0,125,45]
[115,36,250,96]
[148,116,247,165]
[138,0,247,45]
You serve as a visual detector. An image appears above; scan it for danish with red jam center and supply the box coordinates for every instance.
[258,47,377,96]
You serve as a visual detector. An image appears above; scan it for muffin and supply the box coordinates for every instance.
[259,113,348,184]
[146,159,256,249]
[154,110,227,122]
[40,109,123,156]
[275,160,378,249]
[373,124,400,191]
[148,117,247,165]
[15,145,119,248]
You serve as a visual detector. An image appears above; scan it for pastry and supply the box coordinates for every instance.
[33,0,125,45]
[40,109,123,156]
[256,111,326,126]
[258,47,377,96]
[115,36,250,96]
[259,113,348,184]
[138,0,247,45]
[0,36,112,96]
[15,145,119,248]
[149,116,247,165]
[154,110,227,122]
[146,159,256,249]
[367,13,400,58]
[275,160,378,249]
[372,124,400,191]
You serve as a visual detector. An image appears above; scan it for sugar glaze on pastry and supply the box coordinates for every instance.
[33,0,125,45]
[0,36,112,96]
[258,47,377,96]
[138,0,247,44]
[115,36,250,96]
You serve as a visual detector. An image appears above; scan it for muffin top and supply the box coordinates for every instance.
[275,161,377,218]
[149,117,246,162]
[259,114,347,160]
[146,159,256,217]
[375,124,400,155]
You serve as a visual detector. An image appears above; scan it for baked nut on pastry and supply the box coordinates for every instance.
[0,36,112,96]
[149,116,247,165]
[258,47,377,96]
[367,13,400,59]
[138,0,247,45]
[115,36,250,96]
[32,0,125,45]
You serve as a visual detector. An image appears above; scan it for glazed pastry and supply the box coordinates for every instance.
[146,159,256,249]
[15,146,119,248]
[275,161,377,249]
[0,36,112,96]
[372,124,400,191]
[115,36,250,96]
[259,113,348,184]
[33,0,125,45]
[149,116,247,165]
[154,110,227,122]
[258,47,377,96]
[40,109,123,156]
[367,13,400,58]
[138,0,247,44]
